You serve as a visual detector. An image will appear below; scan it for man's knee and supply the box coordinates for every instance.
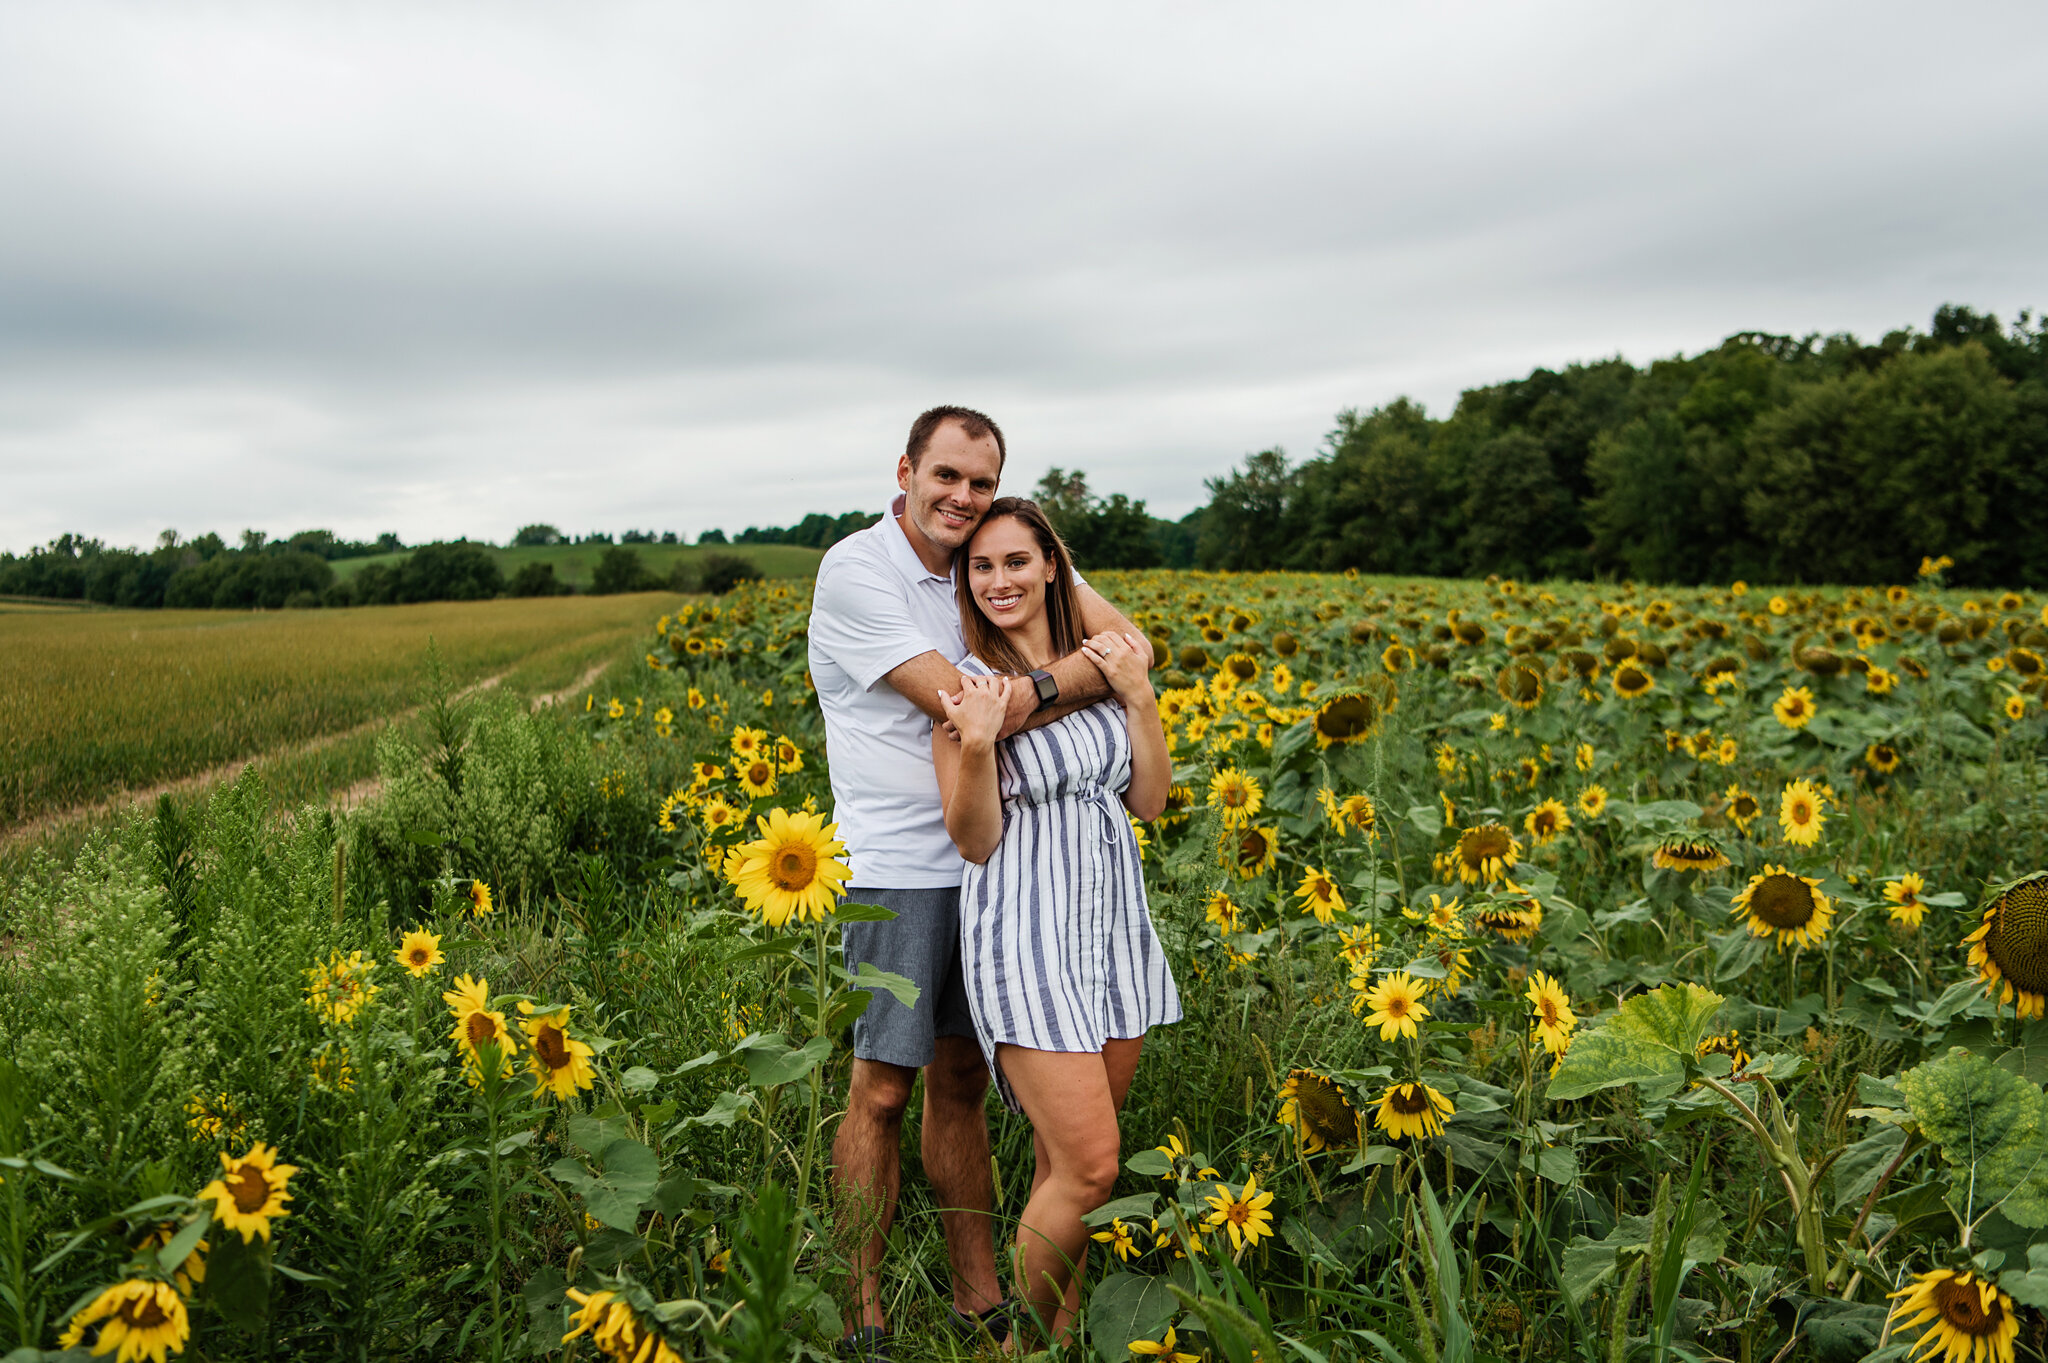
[847,1059,916,1124]
[925,1036,988,1104]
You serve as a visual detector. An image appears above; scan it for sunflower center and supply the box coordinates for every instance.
[466,1012,500,1047]
[408,948,429,966]
[1385,995,1411,1018]
[1317,696,1377,739]
[1220,785,1248,808]
[1788,798,1815,826]
[749,762,772,784]
[1533,811,1559,835]
[121,1295,171,1329]
[1733,796,1759,819]
[228,1164,271,1214]
[1538,998,1561,1026]
[770,844,818,892]
[1750,874,1818,929]
[1225,1200,1251,1225]
[1234,830,1269,866]
[1389,1086,1430,1115]
[1987,880,2048,995]
[534,1024,571,1070]
[1933,1277,2002,1335]
[1463,828,1511,863]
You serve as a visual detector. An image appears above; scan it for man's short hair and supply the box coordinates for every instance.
[905,405,1006,471]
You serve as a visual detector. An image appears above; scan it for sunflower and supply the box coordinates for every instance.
[735,757,779,799]
[1496,662,1544,711]
[773,736,804,773]
[1731,865,1834,951]
[1447,823,1520,886]
[303,950,378,1025]
[606,697,626,720]
[1294,866,1345,923]
[1884,871,1929,929]
[1270,662,1295,695]
[1611,663,1655,699]
[1724,785,1761,833]
[1374,1082,1454,1141]
[1652,836,1730,873]
[1772,685,1816,729]
[1223,825,1280,879]
[1360,971,1431,1041]
[1158,782,1196,826]
[1223,652,1259,683]
[469,879,494,917]
[1575,742,1596,772]
[1277,1069,1361,1152]
[1128,1325,1203,1363]
[563,1288,686,1363]
[1202,1173,1277,1251]
[1206,768,1264,829]
[657,791,689,832]
[1383,643,1416,673]
[520,1003,597,1100]
[2006,694,2028,722]
[728,807,855,927]
[690,760,724,786]
[1866,666,1898,695]
[1887,1268,2018,1363]
[1525,971,1576,1054]
[698,793,745,834]
[1090,1217,1139,1262]
[1313,691,1387,747]
[1405,892,1464,932]
[1332,793,1377,837]
[1523,799,1572,846]
[1865,741,1902,774]
[198,1141,298,1243]
[444,973,518,1085]
[1335,923,1379,969]
[1204,890,1243,933]
[1778,779,1826,847]
[1577,785,1609,819]
[1695,1029,1751,1075]
[395,929,444,979]
[136,1222,208,1296]
[1965,872,2048,1020]
[1473,884,1543,942]
[729,725,767,759]
[57,1279,190,1363]
[685,686,706,709]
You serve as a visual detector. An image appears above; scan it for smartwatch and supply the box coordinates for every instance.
[1028,668,1059,712]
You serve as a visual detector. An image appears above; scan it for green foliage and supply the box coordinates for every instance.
[1546,983,1725,1101]
[1897,1047,2048,1227]
[697,552,764,596]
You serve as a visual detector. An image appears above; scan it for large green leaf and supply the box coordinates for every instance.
[1558,1205,1727,1306]
[1088,1272,1180,1362]
[1898,1048,2048,1226]
[549,1138,661,1231]
[1547,983,1725,1101]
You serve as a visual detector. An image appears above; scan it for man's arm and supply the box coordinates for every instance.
[882,650,966,724]
[992,584,1153,737]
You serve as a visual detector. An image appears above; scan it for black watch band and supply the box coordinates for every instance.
[1028,668,1058,712]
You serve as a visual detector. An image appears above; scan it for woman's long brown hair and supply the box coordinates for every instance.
[956,497,1084,677]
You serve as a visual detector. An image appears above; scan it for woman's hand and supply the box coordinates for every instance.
[939,674,1012,751]
[1081,631,1154,705]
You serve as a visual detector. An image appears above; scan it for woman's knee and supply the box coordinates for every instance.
[1065,1138,1122,1204]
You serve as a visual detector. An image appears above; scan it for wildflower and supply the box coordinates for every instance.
[1332,792,1377,837]
[698,793,745,834]
[1732,865,1834,951]
[1204,891,1243,934]
[303,950,378,1025]
[1203,1173,1277,1251]
[1206,768,1264,829]
[1361,972,1431,1041]
[605,697,625,720]
[1374,1082,1454,1140]
[727,808,855,927]
[1293,866,1345,923]
[469,880,494,917]
[1611,663,1655,699]
[2007,694,2028,722]
[1128,1325,1202,1362]
[1524,799,1572,845]
[730,725,767,758]
[1887,1268,2017,1363]
[1090,1217,1139,1262]
[395,929,444,978]
[57,1280,190,1363]
[520,1003,598,1100]
[1696,1030,1751,1075]
[445,974,518,1086]
[686,687,706,710]
[1335,923,1379,969]
[135,1222,207,1296]
[1865,741,1902,773]
[198,1141,299,1243]
[1779,779,1826,847]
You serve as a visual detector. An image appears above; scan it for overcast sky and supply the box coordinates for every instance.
[3,2,2046,553]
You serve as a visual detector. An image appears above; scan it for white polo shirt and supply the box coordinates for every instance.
[809,495,970,888]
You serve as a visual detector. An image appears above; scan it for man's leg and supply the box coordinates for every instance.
[921,1033,1003,1315]
[834,1057,917,1333]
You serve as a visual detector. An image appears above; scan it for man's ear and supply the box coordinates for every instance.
[896,454,914,493]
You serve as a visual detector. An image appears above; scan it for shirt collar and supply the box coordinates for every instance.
[886,491,954,584]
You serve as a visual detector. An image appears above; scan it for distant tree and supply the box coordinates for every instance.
[512,524,564,547]
[698,528,728,545]
[374,532,403,552]
[348,563,400,606]
[699,552,763,595]
[659,530,678,544]
[1196,449,1299,570]
[509,561,571,597]
[396,542,503,602]
[591,546,660,595]
[1030,470,1161,568]
[620,529,656,544]
[239,529,268,553]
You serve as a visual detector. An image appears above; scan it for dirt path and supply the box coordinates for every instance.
[1,658,615,850]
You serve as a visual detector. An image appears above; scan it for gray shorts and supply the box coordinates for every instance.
[842,886,977,1070]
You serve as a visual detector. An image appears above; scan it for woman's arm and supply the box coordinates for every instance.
[934,674,1013,864]
[1081,632,1171,821]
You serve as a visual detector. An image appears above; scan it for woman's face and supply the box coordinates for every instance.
[965,515,1053,631]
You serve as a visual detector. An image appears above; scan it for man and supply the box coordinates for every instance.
[807,405,1149,1357]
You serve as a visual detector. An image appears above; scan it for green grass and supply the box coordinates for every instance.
[329,541,825,587]
[0,592,688,839]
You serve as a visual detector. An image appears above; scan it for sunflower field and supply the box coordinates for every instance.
[9,560,2048,1363]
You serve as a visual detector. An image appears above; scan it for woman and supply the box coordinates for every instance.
[931,497,1180,1346]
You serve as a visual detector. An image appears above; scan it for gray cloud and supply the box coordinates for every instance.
[2,0,2045,550]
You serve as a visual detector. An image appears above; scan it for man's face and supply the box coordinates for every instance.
[897,420,1001,553]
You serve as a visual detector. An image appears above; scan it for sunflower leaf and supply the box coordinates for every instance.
[1897,1047,2048,1227]
[1546,983,1725,1102]
[1087,1271,1181,1361]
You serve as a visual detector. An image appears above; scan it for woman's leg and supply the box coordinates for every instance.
[997,1045,1123,1345]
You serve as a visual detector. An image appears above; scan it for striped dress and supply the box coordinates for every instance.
[957,656,1182,1111]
